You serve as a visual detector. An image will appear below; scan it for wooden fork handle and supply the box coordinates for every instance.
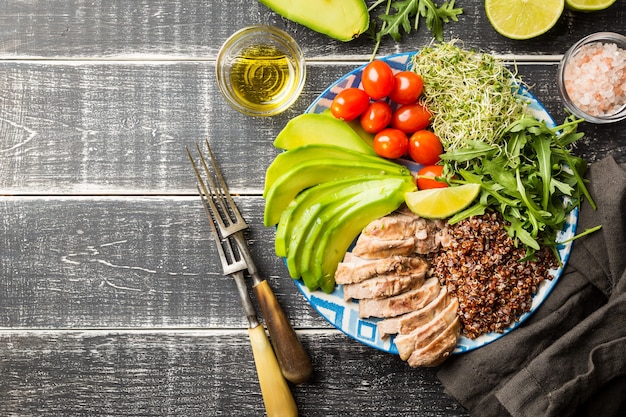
[248,324,298,417]
[254,280,313,385]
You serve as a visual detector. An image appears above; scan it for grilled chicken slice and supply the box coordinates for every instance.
[358,277,440,318]
[394,296,459,360]
[351,236,417,258]
[359,210,422,240]
[378,285,449,338]
[335,252,429,285]
[352,209,449,258]
[406,318,461,367]
[342,272,425,301]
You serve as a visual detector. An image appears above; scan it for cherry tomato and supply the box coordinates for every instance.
[408,130,443,165]
[417,165,448,190]
[373,128,408,159]
[360,101,393,134]
[391,103,431,134]
[330,88,370,121]
[389,71,424,104]
[362,60,395,100]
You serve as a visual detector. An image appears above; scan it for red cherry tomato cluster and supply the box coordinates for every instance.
[330,60,444,178]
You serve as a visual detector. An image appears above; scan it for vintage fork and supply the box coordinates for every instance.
[192,185,297,417]
[188,151,297,417]
[187,140,312,385]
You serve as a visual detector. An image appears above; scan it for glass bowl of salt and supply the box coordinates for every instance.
[557,32,626,124]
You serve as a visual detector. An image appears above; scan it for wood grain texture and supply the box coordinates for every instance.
[0,196,326,329]
[1,63,624,195]
[0,331,467,417]
[2,1,626,416]
[0,1,624,59]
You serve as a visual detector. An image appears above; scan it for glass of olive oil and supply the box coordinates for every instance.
[216,26,306,117]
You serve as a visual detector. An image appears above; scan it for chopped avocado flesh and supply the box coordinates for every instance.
[259,0,369,42]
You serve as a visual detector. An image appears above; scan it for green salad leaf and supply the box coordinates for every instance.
[369,0,463,58]
[443,114,595,258]
[409,41,599,258]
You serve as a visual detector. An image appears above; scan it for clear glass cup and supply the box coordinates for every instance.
[216,25,306,117]
[557,32,626,124]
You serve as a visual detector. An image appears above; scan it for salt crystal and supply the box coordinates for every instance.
[563,41,626,117]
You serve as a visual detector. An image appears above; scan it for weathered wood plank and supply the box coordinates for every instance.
[0,1,623,59]
[1,62,623,195]
[1,2,624,416]
[0,330,469,416]
[0,196,328,329]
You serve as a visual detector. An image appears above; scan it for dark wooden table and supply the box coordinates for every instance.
[1,1,624,416]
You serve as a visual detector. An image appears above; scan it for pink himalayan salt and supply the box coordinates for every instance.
[563,42,626,117]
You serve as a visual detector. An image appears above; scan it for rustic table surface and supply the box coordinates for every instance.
[1,1,625,416]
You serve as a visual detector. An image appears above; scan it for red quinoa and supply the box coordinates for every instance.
[430,212,558,339]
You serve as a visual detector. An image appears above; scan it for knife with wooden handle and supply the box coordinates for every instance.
[233,231,313,385]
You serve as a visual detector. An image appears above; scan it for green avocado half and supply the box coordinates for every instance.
[259,0,370,42]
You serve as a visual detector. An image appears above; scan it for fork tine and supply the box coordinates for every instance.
[201,139,246,223]
[192,140,248,237]
[186,142,244,237]
[192,143,231,233]
[195,143,228,221]
[188,141,313,386]
[195,185,247,276]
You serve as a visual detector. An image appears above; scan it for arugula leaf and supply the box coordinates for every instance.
[443,114,595,258]
[508,216,540,251]
[505,131,527,168]
[377,0,462,41]
[439,140,496,163]
[370,0,462,58]
[448,202,487,225]
[550,177,574,196]
[482,157,518,192]
[531,135,553,211]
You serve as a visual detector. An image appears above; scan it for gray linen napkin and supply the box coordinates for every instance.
[437,155,626,417]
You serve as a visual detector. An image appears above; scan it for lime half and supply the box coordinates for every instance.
[405,184,481,220]
[565,0,616,11]
[485,0,565,40]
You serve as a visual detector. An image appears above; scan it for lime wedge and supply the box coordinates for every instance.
[565,0,616,11]
[485,0,565,40]
[405,184,481,219]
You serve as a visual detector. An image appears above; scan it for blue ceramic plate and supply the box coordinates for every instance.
[292,52,578,355]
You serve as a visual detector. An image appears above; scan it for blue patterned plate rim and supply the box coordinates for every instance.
[288,51,578,355]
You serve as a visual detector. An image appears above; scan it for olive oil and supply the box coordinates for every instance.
[229,44,297,111]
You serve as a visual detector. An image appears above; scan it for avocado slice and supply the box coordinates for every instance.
[264,144,403,196]
[274,113,375,155]
[297,177,415,293]
[312,178,417,293]
[263,158,411,226]
[298,195,357,290]
[321,109,375,149]
[275,175,368,258]
[259,0,369,42]
[296,196,355,290]
[279,175,400,274]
